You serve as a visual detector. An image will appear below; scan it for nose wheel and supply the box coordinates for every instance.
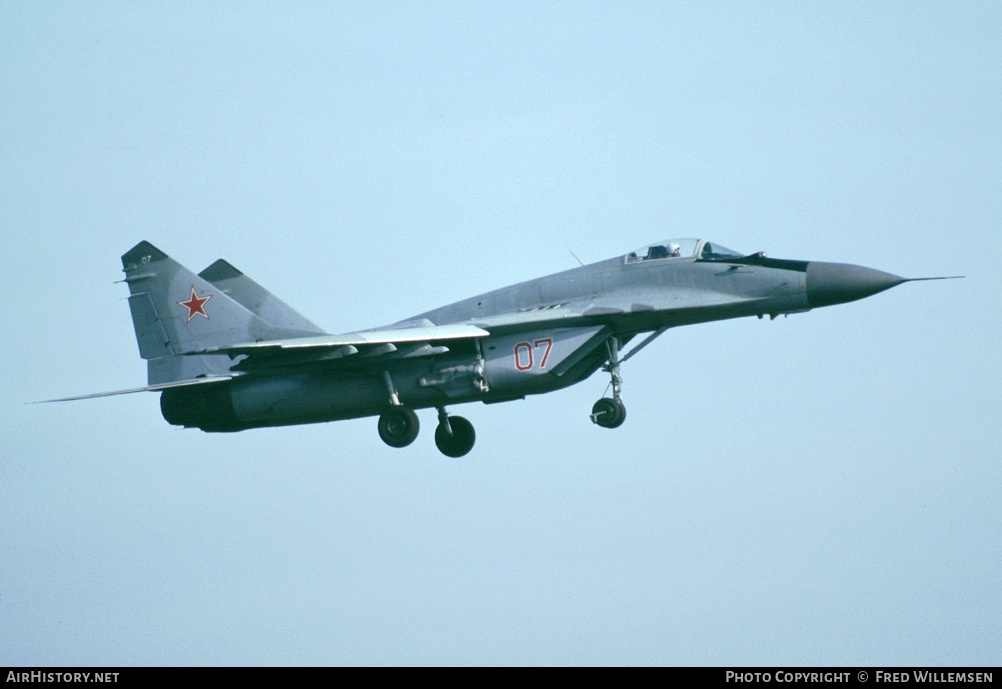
[591,336,627,429]
[435,407,476,457]
[591,397,627,428]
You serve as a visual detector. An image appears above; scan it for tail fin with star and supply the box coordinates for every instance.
[120,241,321,385]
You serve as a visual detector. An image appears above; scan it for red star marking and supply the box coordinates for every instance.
[177,285,212,323]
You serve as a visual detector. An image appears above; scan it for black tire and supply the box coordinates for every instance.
[434,415,476,458]
[378,407,420,448]
[591,398,626,429]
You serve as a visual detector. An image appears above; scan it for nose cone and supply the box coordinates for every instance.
[806,261,905,308]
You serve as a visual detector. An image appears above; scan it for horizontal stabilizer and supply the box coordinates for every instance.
[35,375,236,403]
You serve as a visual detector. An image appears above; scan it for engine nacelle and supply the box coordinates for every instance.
[160,384,240,432]
[160,373,389,432]
[158,327,610,432]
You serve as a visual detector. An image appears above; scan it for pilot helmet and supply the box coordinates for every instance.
[669,242,680,256]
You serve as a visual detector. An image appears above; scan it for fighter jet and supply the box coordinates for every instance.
[47,238,956,457]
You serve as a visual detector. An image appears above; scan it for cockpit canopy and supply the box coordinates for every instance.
[625,238,744,264]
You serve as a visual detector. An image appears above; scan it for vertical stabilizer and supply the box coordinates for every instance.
[121,241,319,384]
[198,259,326,334]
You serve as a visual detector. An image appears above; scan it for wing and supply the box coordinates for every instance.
[182,322,491,371]
[41,322,491,401]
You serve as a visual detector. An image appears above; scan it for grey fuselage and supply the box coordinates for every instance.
[161,245,902,432]
[413,252,812,333]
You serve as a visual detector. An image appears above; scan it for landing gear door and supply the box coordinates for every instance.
[481,326,607,392]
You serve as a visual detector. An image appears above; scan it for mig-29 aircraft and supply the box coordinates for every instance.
[47,238,955,457]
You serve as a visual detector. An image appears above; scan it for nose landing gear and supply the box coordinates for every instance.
[591,337,627,429]
[591,397,627,428]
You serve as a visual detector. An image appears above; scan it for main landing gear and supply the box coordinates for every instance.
[434,407,476,458]
[590,337,627,429]
[376,406,476,457]
[377,407,420,448]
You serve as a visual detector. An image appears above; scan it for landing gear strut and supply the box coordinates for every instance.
[435,407,476,457]
[378,407,420,448]
[591,337,627,429]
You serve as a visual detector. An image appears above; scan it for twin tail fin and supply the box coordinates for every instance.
[121,241,326,385]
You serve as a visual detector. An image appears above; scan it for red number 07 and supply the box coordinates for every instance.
[513,338,553,371]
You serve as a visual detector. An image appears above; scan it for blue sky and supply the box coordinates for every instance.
[2,2,998,666]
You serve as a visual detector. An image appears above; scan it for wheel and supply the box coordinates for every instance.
[434,415,476,458]
[590,397,626,429]
[378,407,420,448]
